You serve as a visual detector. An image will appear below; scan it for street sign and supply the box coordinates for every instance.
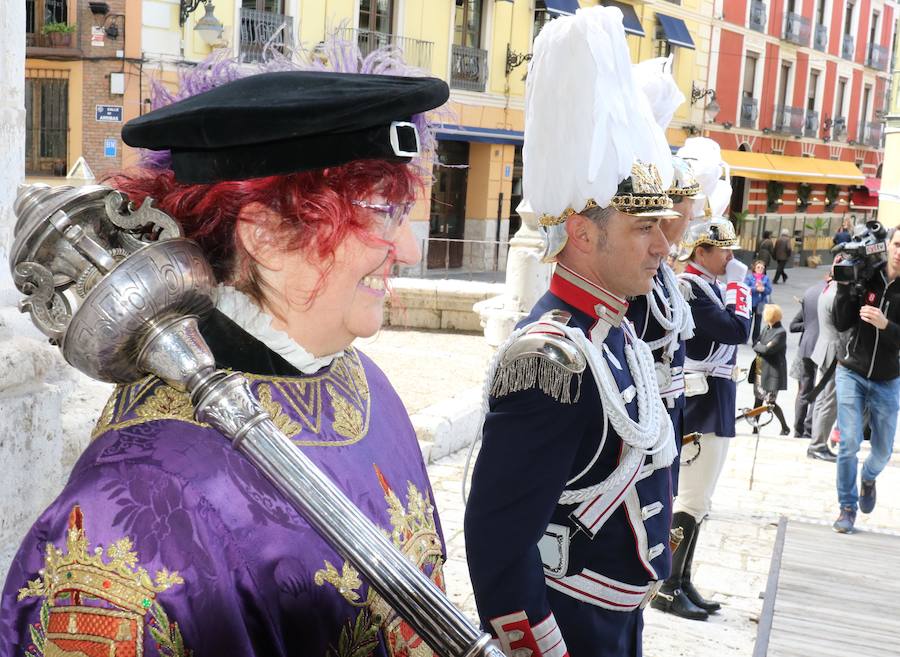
[95,105,123,123]
[504,165,511,178]
[104,138,117,158]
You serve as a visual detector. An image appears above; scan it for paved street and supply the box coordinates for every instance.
[362,263,900,657]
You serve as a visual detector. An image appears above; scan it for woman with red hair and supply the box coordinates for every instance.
[1,53,450,657]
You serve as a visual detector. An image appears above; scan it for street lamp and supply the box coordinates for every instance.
[180,0,224,46]
[193,1,224,45]
[691,82,720,130]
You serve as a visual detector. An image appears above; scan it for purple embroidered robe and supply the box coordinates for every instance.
[1,313,445,657]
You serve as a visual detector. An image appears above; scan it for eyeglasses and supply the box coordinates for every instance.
[351,200,414,239]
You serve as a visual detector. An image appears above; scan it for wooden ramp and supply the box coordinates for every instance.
[754,518,900,657]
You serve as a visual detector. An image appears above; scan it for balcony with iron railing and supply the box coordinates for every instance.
[749,0,767,32]
[336,27,433,71]
[239,7,293,63]
[813,24,828,51]
[804,110,819,138]
[774,105,804,136]
[740,97,759,128]
[830,116,847,141]
[784,13,810,47]
[450,44,488,92]
[862,121,884,148]
[841,34,855,60]
[867,43,890,71]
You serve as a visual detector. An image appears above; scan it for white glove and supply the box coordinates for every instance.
[725,257,748,285]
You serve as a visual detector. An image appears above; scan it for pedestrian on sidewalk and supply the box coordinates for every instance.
[831,228,900,534]
[789,277,827,439]
[750,304,791,435]
[772,229,792,283]
[745,260,772,344]
[755,230,774,269]
[465,8,678,656]
[807,261,842,462]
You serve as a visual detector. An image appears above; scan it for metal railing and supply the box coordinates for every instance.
[239,8,293,63]
[813,24,828,51]
[417,237,510,276]
[867,43,890,71]
[841,34,855,60]
[832,116,847,140]
[25,76,68,176]
[804,110,819,138]
[749,0,767,32]
[740,97,759,128]
[862,121,884,148]
[784,13,810,46]
[337,27,434,71]
[450,44,488,92]
[774,105,804,136]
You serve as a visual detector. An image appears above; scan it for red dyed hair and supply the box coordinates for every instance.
[107,160,422,305]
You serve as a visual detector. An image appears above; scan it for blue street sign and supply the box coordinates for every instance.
[504,165,511,178]
[104,138,117,158]
[95,105,123,122]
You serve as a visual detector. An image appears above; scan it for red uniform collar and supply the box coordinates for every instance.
[684,263,716,283]
[550,264,629,327]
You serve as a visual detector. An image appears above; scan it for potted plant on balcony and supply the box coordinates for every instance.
[804,216,829,267]
[42,22,76,47]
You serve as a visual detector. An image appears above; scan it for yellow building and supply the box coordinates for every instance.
[23,1,719,267]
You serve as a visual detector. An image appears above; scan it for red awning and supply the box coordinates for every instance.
[851,189,878,209]
[864,177,881,195]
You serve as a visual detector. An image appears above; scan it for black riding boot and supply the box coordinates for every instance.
[681,519,721,614]
[650,512,708,621]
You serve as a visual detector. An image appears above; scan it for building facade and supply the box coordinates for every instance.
[27,0,895,266]
[24,0,142,181]
[703,0,896,253]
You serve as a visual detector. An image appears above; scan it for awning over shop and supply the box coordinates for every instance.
[864,177,881,195]
[602,1,645,36]
[851,189,879,209]
[436,125,524,146]
[721,150,865,186]
[656,14,695,49]
[544,0,580,16]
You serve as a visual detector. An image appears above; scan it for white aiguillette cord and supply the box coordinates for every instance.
[461,320,675,506]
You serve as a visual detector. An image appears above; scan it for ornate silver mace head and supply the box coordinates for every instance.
[10,184,217,386]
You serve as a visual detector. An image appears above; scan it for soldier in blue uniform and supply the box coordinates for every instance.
[650,168,751,620]
[627,158,698,490]
[464,7,680,656]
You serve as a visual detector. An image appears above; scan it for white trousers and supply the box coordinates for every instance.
[673,433,730,521]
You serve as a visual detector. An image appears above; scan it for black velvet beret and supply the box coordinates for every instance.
[122,71,450,184]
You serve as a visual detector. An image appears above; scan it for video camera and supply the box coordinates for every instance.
[831,221,888,286]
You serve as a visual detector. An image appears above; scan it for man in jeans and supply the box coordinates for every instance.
[831,229,900,533]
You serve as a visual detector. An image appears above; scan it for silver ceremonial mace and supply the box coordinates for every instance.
[10,184,501,657]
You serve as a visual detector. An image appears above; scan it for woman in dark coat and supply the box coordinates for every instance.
[756,230,774,269]
[750,304,790,435]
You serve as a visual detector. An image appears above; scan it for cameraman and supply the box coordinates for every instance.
[831,227,900,533]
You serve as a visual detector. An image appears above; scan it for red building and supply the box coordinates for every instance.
[703,0,895,250]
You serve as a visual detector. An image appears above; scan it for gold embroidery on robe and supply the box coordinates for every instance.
[92,348,371,447]
[18,506,188,657]
[315,467,444,657]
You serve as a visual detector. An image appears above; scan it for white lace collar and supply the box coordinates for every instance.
[214,285,342,374]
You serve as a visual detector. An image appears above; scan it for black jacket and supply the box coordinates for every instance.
[752,322,788,392]
[833,268,900,381]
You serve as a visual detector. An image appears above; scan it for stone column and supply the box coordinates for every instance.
[0,2,109,576]
[474,202,550,346]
